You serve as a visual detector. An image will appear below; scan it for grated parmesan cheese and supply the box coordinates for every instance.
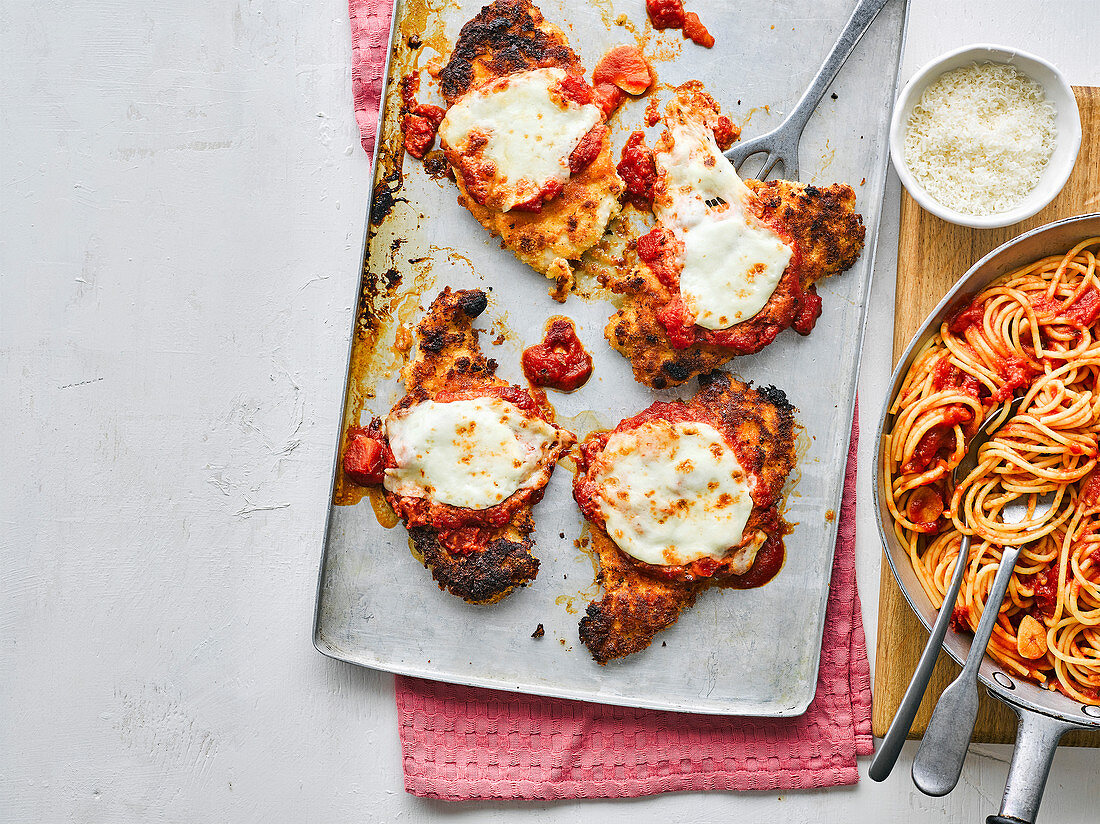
[904,62,1056,215]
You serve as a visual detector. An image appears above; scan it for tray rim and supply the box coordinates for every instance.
[313,0,912,716]
[311,0,402,663]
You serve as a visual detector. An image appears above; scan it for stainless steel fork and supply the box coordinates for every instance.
[724,0,893,180]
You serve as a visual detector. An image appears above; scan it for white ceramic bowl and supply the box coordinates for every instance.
[889,44,1081,229]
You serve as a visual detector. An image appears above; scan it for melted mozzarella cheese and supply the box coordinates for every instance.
[439,67,602,212]
[655,122,793,329]
[384,397,560,510]
[588,419,758,569]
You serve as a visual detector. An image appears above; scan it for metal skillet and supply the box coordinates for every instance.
[873,213,1100,824]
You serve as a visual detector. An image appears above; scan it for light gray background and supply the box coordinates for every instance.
[3,0,1098,821]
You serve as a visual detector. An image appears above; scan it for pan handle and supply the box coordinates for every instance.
[985,705,1076,824]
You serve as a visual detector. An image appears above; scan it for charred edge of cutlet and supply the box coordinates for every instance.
[753,385,797,490]
[578,602,623,664]
[660,360,691,383]
[410,527,539,604]
[418,288,489,353]
[652,350,720,389]
[579,585,701,663]
[696,369,729,393]
[697,372,796,490]
[794,186,863,276]
[754,383,795,415]
[438,0,576,102]
[460,289,488,317]
[752,180,865,279]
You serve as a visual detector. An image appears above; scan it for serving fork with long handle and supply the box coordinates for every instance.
[869,397,1024,782]
[912,491,1057,796]
[909,538,1030,795]
[723,0,893,180]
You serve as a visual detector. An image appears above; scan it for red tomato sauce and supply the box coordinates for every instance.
[949,605,970,632]
[645,0,714,48]
[592,45,653,96]
[719,528,784,589]
[991,355,1040,402]
[903,426,952,475]
[1033,287,1100,328]
[947,298,986,335]
[1063,288,1100,326]
[950,297,1049,402]
[593,83,626,119]
[522,317,593,391]
[635,226,681,286]
[342,424,392,486]
[402,109,445,159]
[654,296,698,349]
[511,179,564,212]
[680,11,714,48]
[1030,568,1059,619]
[901,405,973,475]
[930,358,981,396]
[710,115,738,150]
[1081,471,1100,509]
[400,73,446,160]
[791,283,822,334]
[646,0,685,29]
[568,124,607,176]
[430,384,546,418]
[554,73,594,106]
[617,132,657,209]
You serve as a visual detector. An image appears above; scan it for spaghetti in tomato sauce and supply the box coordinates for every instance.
[885,238,1100,704]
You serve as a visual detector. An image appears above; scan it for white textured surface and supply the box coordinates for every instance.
[2,0,1099,821]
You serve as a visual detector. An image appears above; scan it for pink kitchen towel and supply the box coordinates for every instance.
[348,0,393,156]
[394,417,871,799]
[346,0,873,799]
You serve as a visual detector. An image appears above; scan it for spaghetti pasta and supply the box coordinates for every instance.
[885,238,1100,704]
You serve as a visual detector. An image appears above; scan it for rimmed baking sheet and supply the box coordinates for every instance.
[314,0,909,715]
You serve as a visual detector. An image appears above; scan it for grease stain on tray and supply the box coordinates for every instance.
[553,523,602,616]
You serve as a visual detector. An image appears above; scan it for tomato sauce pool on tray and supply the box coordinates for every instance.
[522,317,593,391]
[646,0,715,48]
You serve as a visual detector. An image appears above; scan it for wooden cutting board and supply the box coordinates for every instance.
[872,86,1100,747]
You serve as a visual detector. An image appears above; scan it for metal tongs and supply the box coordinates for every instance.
[724,0,893,180]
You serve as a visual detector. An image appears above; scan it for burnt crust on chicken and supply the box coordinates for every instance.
[408,520,540,605]
[438,0,581,103]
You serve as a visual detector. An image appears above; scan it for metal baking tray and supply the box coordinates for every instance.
[314,0,909,715]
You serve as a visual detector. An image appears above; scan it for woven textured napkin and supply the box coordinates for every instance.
[394,418,870,799]
[348,0,392,156]
[346,0,873,799]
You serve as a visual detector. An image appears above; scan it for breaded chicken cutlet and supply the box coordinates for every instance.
[436,0,624,300]
[572,371,796,661]
[343,288,575,604]
[605,83,865,389]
